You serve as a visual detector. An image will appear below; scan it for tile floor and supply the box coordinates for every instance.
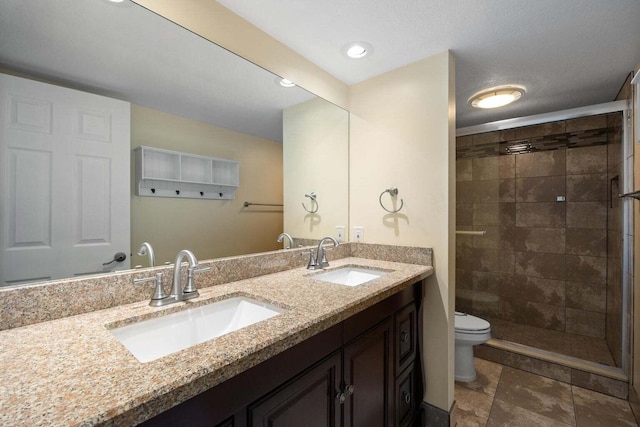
[490,319,617,367]
[455,358,637,426]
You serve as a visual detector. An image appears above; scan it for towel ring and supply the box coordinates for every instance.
[379,187,404,213]
[302,192,319,213]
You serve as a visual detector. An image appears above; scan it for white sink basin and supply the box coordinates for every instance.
[109,296,284,363]
[313,266,386,286]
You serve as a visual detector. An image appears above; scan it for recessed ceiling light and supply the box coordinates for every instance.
[342,41,374,59]
[279,78,295,88]
[469,85,526,109]
[101,0,131,6]
[347,45,367,58]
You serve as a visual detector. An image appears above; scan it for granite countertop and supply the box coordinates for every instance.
[0,257,432,426]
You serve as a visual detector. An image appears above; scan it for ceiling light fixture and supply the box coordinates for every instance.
[279,78,295,88]
[275,77,296,87]
[342,41,374,59]
[101,0,131,6]
[469,85,526,109]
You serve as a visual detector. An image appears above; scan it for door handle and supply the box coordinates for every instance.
[103,252,127,266]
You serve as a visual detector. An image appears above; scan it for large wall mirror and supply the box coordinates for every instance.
[0,0,349,287]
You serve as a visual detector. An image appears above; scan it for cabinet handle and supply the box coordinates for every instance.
[345,384,354,395]
[403,391,411,404]
[400,331,410,343]
[336,392,346,404]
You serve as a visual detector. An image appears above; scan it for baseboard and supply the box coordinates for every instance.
[629,383,640,425]
[419,400,455,427]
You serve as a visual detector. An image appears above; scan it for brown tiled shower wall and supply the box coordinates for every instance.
[456,113,623,367]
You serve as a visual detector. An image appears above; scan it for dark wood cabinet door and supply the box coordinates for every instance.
[343,319,393,427]
[248,351,342,427]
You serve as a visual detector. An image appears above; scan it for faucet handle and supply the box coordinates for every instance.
[318,248,329,267]
[184,266,210,294]
[319,245,339,267]
[322,244,337,253]
[132,275,155,285]
[133,272,168,306]
[302,249,317,270]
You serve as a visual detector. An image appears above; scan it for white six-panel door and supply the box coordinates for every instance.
[0,74,130,286]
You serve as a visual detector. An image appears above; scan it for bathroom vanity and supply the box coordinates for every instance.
[0,244,433,426]
[143,280,422,427]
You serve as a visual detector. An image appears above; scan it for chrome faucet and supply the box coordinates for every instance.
[277,232,294,249]
[306,236,339,270]
[170,249,203,302]
[137,242,155,267]
[134,249,210,307]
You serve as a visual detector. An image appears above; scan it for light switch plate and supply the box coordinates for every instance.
[353,226,364,242]
[336,226,345,242]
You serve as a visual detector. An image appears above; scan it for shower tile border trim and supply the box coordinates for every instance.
[475,341,629,400]
[483,339,627,381]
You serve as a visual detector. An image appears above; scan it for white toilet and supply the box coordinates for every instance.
[454,312,491,382]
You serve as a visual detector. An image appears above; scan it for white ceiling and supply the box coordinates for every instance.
[217,0,640,128]
[0,0,314,142]
[1,1,638,134]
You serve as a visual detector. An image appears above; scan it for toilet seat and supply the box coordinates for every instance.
[454,312,490,333]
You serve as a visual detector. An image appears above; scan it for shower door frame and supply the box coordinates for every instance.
[457,99,632,377]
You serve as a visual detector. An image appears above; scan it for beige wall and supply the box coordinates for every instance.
[128,2,456,414]
[283,98,349,240]
[130,105,283,266]
[348,51,456,411]
[132,0,348,110]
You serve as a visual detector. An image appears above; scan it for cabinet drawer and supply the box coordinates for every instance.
[395,365,417,427]
[394,303,417,375]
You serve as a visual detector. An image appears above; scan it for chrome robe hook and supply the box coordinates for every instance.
[379,187,404,213]
[302,192,319,213]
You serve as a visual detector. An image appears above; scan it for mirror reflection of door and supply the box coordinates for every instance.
[0,0,350,287]
[0,74,131,286]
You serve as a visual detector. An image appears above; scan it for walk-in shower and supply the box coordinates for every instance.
[455,100,632,380]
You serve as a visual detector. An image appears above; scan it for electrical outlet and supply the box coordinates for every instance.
[353,226,364,242]
[335,226,345,242]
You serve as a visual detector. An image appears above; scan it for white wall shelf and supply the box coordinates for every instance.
[134,146,239,200]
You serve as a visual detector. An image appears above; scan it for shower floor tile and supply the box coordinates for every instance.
[490,318,616,367]
[455,358,638,427]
